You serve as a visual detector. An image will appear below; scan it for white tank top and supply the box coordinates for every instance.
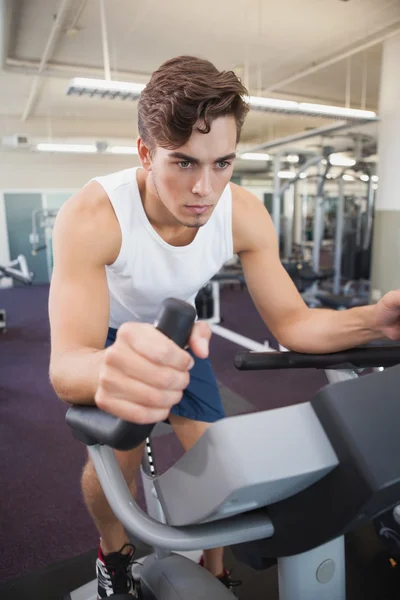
[92,167,234,328]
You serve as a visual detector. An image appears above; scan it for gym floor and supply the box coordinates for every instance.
[0,284,398,599]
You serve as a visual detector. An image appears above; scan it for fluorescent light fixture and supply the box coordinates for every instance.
[371,175,379,182]
[36,143,97,153]
[298,102,375,120]
[246,95,376,120]
[247,96,298,111]
[278,170,296,179]
[240,152,271,161]
[360,174,370,182]
[342,174,355,181]
[286,154,299,163]
[67,77,146,100]
[65,78,377,122]
[329,153,356,167]
[108,146,138,154]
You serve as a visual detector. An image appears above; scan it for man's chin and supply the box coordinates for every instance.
[181,217,208,228]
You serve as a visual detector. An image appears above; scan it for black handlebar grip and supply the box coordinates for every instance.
[155,298,196,348]
[66,299,197,450]
[234,346,400,371]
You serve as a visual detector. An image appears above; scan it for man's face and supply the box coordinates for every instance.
[149,115,237,228]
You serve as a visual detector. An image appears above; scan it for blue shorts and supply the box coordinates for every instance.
[105,328,225,423]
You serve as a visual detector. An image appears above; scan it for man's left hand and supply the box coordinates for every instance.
[374,290,400,340]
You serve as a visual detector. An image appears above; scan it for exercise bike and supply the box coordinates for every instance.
[66,298,400,599]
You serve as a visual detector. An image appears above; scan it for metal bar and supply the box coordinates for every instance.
[0,0,11,68]
[355,201,363,249]
[312,199,323,274]
[264,21,400,93]
[21,0,73,121]
[283,185,295,260]
[345,57,352,109]
[279,155,322,195]
[293,185,303,247]
[273,153,282,239]
[69,0,89,30]
[361,51,368,111]
[244,119,378,154]
[5,56,149,80]
[364,178,375,250]
[311,160,330,274]
[89,445,274,551]
[333,178,345,295]
[211,324,273,352]
[99,0,111,80]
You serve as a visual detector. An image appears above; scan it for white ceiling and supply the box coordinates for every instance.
[1,0,400,160]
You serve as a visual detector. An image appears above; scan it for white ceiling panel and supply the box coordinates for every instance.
[2,0,398,150]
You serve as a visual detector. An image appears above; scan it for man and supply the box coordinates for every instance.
[49,55,400,598]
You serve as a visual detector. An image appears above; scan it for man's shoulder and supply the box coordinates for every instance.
[230,182,267,222]
[54,181,121,259]
[230,183,274,254]
[230,182,261,208]
[93,167,137,192]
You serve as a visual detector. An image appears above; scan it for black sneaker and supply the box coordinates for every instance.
[96,543,137,598]
[217,568,242,594]
[198,556,242,594]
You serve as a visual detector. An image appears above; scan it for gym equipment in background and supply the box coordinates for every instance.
[29,208,59,279]
[195,262,279,352]
[0,254,34,333]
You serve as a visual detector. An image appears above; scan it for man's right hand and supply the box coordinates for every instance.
[95,322,196,424]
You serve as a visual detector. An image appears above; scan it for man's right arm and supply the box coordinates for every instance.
[49,181,212,423]
[49,181,121,404]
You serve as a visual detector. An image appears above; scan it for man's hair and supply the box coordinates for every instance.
[138,56,249,151]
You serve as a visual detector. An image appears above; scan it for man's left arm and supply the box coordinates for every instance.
[232,186,400,353]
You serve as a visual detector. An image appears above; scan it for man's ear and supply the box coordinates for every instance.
[137,138,152,171]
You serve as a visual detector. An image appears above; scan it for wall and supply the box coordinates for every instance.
[0,150,140,189]
[0,151,141,282]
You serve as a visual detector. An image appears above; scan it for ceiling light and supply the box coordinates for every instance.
[329,154,356,167]
[299,172,307,179]
[240,152,271,161]
[286,154,299,163]
[246,95,376,120]
[342,174,355,181]
[247,96,298,111]
[371,175,379,182]
[360,174,370,182]
[66,78,377,122]
[36,143,97,153]
[67,77,146,100]
[298,102,375,120]
[278,170,296,179]
[108,146,138,154]
[373,183,379,190]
